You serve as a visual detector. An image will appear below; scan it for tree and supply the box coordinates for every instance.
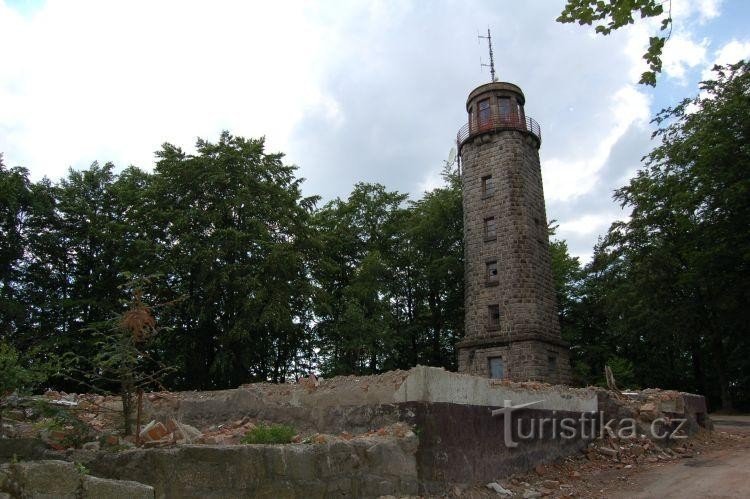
[557,0,672,86]
[64,278,173,435]
[401,167,464,369]
[0,156,35,341]
[311,168,465,376]
[146,132,319,388]
[0,341,34,437]
[311,183,408,375]
[596,61,750,409]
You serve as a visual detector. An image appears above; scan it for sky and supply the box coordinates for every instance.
[1,0,749,261]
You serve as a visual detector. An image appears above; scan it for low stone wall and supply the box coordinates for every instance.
[0,460,153,499]
[78,435,419,499]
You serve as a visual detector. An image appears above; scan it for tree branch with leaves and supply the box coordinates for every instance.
[557,0,673,86]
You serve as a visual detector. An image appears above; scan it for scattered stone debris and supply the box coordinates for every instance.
[486,482,513,495]
[464,428,748,498]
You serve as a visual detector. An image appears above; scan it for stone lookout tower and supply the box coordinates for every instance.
[455,81,571,384]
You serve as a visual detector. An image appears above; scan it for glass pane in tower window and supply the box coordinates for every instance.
[498,97,511,121]
[482,175,494,197]
[489,357,504,379]
[486,261,498,282]
[484,217,497,240]
[548,355,557,373]
[488,304,501,329]
[478,99,491,126]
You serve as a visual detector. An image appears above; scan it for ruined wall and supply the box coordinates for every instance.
[80,437,419,499]
[0,368,712,497]
[142,366,593,432]
[0,460,153,499]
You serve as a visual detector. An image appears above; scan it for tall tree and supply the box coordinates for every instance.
[0,156,35,341]
[311,183,408,376]
[146,132,318,388]
[400,167,464,369]
[595,61,750,409]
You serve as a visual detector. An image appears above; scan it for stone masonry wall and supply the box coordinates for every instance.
[79,436,419,499]
[461,131,560,340]
[457,339,572,384]
[457,83,571,383]
[0,460,153,499]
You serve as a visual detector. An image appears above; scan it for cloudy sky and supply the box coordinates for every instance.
[1,0,749,260]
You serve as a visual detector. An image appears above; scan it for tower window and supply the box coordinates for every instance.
[489,357,504,379]
[486,260,498,285]
[481,175,495,197]
[498,97,511,121]
[484,217,497,241]
[487,304,501,330]
[478,98,491,127]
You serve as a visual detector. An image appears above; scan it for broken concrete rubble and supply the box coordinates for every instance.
[0,366,713,497]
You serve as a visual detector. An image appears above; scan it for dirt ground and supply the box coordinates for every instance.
[458,415,750,499]
[607,415,750,499]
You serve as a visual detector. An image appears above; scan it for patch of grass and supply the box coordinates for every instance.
[240,423,296,445]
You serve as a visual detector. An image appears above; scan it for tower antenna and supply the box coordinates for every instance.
[478,28,497,82]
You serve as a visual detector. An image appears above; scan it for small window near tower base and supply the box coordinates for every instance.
[484,217,497,241]
[487,304,501,330]
[481,175,495,198]
[489,357,504,379]
[548,355,557,373]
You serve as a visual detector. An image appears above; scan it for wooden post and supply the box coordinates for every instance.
[135,389,143,446]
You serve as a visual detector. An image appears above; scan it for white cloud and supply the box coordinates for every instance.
[0,0,737,261]
[416,169,444,195]
[543,85,650,203]
[557,214,613,237]
[702,39,750,80]
[661,34,709,83]
[0,0,342,177]
[672,0,723,23]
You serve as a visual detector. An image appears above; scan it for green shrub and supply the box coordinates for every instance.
[240,423,296,444]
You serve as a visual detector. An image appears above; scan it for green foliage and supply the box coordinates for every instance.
[63,278,173,435]
[147,132,319,388]
[557,0,671,85]
[605,357,636,389]
[31,401,92,448]
[240,423,296,444]
[311,166,463,376]
[0,342,33,395]
[563,61,750,409]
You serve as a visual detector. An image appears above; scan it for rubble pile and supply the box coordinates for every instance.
[1,387,419,455]
[472,429,748,498]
